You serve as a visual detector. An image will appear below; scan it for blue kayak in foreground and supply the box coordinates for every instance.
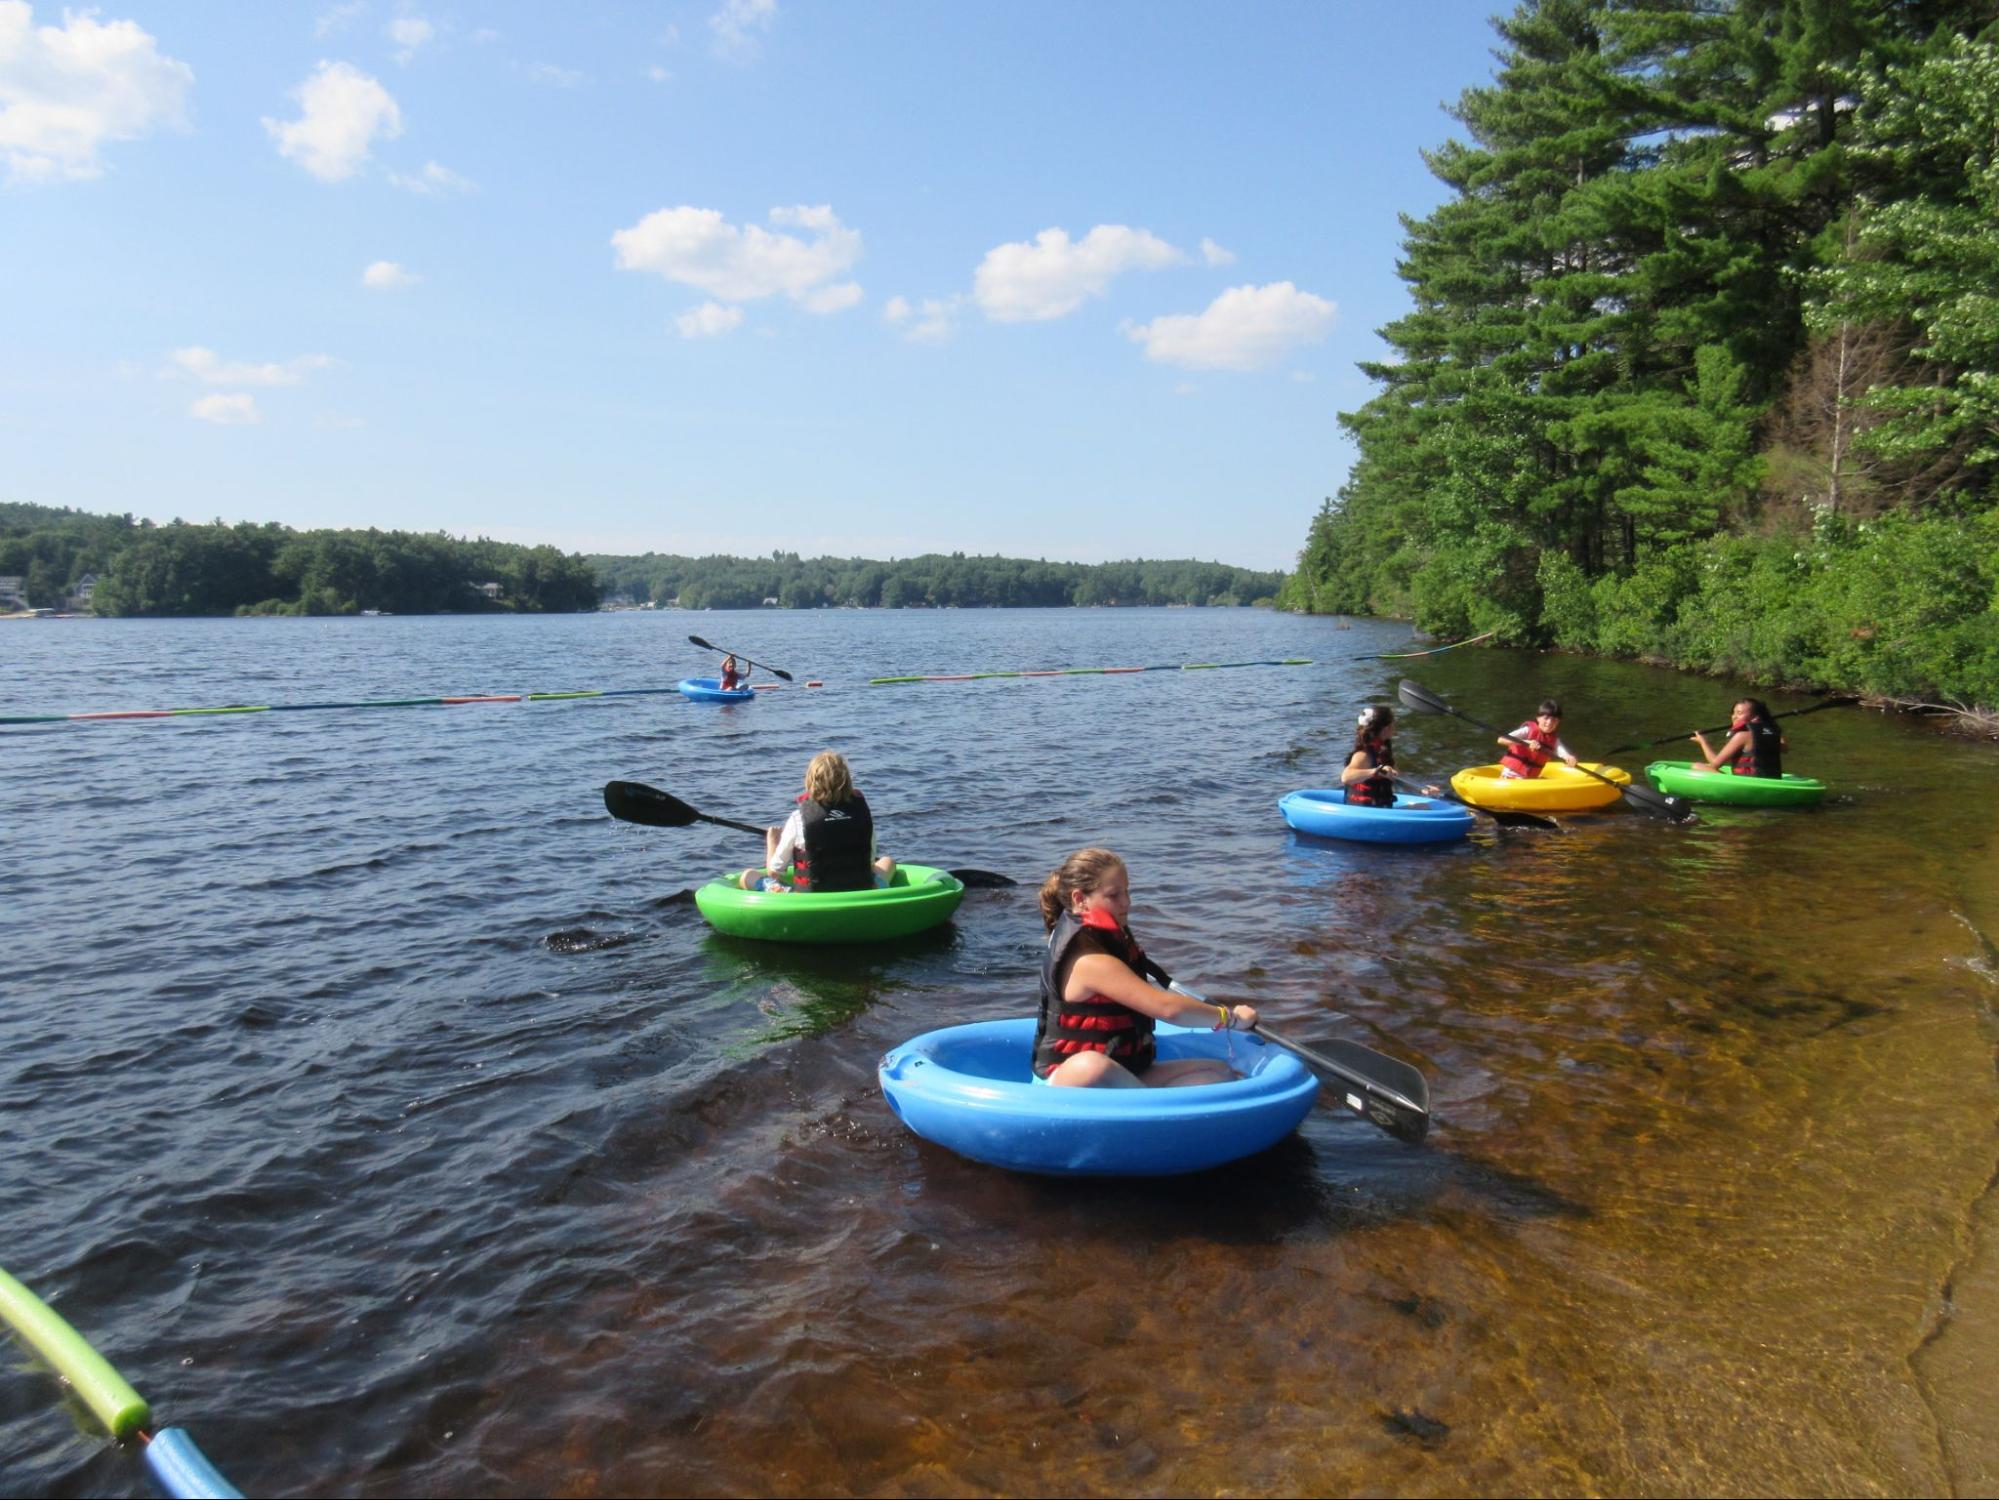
[678,676,756,704]
[1279,788,1475,845]
[878,1018,1318,1176]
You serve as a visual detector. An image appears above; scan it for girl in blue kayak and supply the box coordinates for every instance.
[1692,697,1786,778]
[718,654,744,692]
[1033,848,1257,1088]
[1341,704,1442,805]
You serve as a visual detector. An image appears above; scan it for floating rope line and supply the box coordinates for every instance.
[0,1266,242,1499]
[869,657,1313,685]
[0,680,825,726]
[1352,629,1496,661]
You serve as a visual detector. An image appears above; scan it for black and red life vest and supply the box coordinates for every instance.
[793,792,874,892]
[1729,717,1784,779]
[1344,735,1397,807]
[1500,720,1559,778]
[1032,908,1157,1079]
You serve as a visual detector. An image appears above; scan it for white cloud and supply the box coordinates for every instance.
[362,259,417,288]
[0,2,193,184]
[386,16,432,64]
[973,225,1185,323]
[263,60,401,182]
[190,393,261,425]
[646,64,671,84]
[612,203,862,312]
[676,301,743,339]
[709,0,775,62]
[523,61,583,87]
[167,346,336,386]
[1124,281,1337,371]
[315,3,366,39]
[387,158,472,193]
[1200,237,1236,267]
[884,293,960,345]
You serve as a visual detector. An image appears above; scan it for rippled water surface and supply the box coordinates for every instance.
[3,609,1996,1497]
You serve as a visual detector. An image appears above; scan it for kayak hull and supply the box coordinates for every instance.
[878,1018,1318,1176]
[1450,762,1629,812]
[1279,788,1474,845]
[1644,760,1827,807]
[695,863,965,943]
[679,676,756,704]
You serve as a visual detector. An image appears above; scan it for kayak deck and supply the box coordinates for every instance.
[694,863,965,943]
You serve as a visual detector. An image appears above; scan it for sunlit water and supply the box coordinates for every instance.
[3,610,1994,1497]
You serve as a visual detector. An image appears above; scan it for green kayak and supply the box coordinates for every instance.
[1644,761,1827,808]
[694,864,966,943]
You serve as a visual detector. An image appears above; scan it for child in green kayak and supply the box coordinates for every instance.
[1033,848,1257,1088]
[737,750,896,893]
[1692,698,1786,778]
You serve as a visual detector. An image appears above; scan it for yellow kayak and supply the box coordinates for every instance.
[1450,761,1630,813]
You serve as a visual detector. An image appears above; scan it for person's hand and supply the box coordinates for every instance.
[1564,752,1579,767]
[1423,783,1444,796]
[1226,1004,1258,1031]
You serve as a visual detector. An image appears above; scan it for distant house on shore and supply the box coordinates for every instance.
[474,581,504,601]
[0,575,24,610]
[68,573,98,612]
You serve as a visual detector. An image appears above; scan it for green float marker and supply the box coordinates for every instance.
[0,1266,151,1440]
[869,657,1313,685]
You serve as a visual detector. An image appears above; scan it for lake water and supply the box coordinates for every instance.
[3,608,1995,1497]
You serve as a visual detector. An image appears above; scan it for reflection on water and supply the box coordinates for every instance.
[2,612,1995,1497]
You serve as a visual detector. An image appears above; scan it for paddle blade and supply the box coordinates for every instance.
[947,868,1018,888]
[687,634,716,651]
[604,780,700,828]
[1397,678,1448,715]
[1620,782,1699,825]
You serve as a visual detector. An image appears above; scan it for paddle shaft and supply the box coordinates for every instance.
[687,634,793,682]
[1161,978,1429,1142]
[1599,698,1856,758]
[1397,679,1690,821]
[1382,769,1559,831]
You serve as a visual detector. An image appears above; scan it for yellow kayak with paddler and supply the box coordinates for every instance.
[1449,761,1630,813]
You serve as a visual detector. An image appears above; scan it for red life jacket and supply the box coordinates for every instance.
[1032,908,1157,1079]
[1500,720,1559,778]
[1728,716,1784,779]
[1344,734,1397,807]
[720,665,743,690]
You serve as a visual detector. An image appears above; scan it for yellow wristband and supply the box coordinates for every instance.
[1215,1004,1229,1030]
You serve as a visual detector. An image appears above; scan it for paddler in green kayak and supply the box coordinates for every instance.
[1033,848,1257,1088]
[1691,697,1786,778]
[737,750,897,892]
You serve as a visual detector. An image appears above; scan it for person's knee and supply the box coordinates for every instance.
[738,868,758,890]
[1050,1052,1115,1087]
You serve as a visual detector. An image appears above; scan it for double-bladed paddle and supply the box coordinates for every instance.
[1381,768,1561,832]
[1155,974,1430,1143]
[688,635,793,682]
[602,781,1018,887]
[1396,679,1696,824]
[1596,696,1858,758]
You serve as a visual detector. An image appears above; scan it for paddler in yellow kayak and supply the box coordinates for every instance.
[1498,698,1582,778]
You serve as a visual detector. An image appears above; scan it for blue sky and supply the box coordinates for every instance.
[2,1,1500,570]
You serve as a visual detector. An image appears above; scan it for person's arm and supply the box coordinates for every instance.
[1554,736,1579,767]
[1338,748,1377,786]
[766,809,804,873]
[1693,729,1748,768]
[1066,952,1256,1031]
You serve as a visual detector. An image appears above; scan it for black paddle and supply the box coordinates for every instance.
[602,781,1018,887]
[1597,696,1858,758]
[1156,974,1430,1143]
[1381,769,1561,832]
[1397,679,1696,824]
[687,634,793,682]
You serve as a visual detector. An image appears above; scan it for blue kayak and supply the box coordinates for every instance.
[1279,788,1474,845]
[878,1018,1318,1176]
[678,676,756,704]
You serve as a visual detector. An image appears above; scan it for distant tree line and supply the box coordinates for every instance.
[0,504,599,615]
[1282,0,1999,708]
[1,502,1281,617]
[588,551,1282,610]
